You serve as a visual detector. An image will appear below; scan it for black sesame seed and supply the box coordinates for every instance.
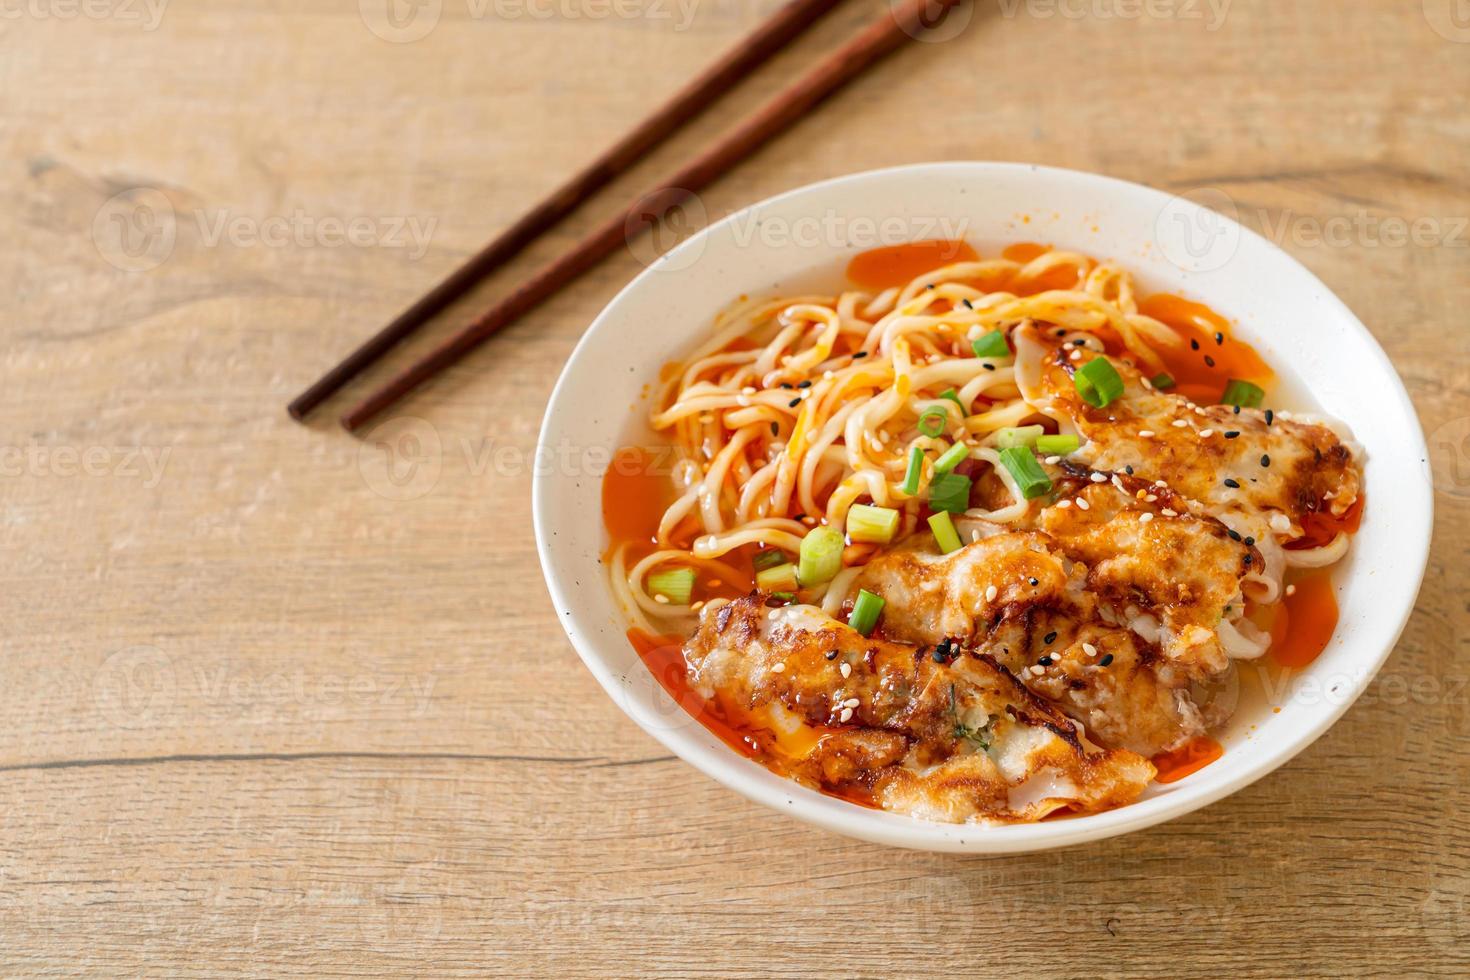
[1227,528,1242,541]
[797,380,811,389]
[1055,329,1066,337]
[1244,536,1255,546]
[1098,654,1114,667]
[1204,355,1216,368]
[1028,577,1039,587]
[825,650,838,660]
[1037,656,1053,667]
[926,284,935,290]
[770,422,779,436]
[1244,553,1253,566]
[1044,631,1058,645]
[1190,339,1201,351]
[1125,465,1134,475]
[779,382,793,389]
[788,397,801,408]
[1224,431,1241,439]
[793,513,807,522]
[851,351,868,359]
[983,363,995,371]
[933,649,947,663]
[1215,332,1225,346]
[1260,454,1271,468]
[1224,478,1241,489]
[961,299,973,309]
[1265,409,1274,426]
[1233,405,1242,415]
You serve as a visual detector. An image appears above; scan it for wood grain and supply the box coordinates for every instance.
[4,0,1468,975]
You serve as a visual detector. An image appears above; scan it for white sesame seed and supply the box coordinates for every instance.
[772,662,786,673]
[690,600,704,611]
[823,370,835,381]
[1154,480,1167,488]
[1139,512,1154,523]
[967,325,982,340]
[1199,429,1215,438]
[1056,499,1072,509]
[839,707,853,723]
[970,529,981,543]
[1195,406,1207,417]
[1045,455,1061,464]
[1286,584,1297,596]
[1069,350,1082,361]
[741,386,757,396]
[1138,430,1155,438]
[1161,508,1178,517]
[843,697,860,709]
[1090,472,1107,483]
[1142,376,1154,390]
[1145,493,1158,502]
[1172,419,1189,428]
[985,585,999,603]
[1075,497,1090,510]
[1082,642,1098,657]
[654,594,669,604]
[1270,513,1291,533]
[840,663,852,678]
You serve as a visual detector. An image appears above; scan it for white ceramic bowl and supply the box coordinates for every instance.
[533,162,1431,852]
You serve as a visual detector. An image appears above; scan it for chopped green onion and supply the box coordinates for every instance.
[927,471,973,514]
[1150,372,1176,390]
[917,406,949,438]
[971,331,1009,359]
[934,441,971,473]
[751,549,788,572]
[848,589,885,637]
[1220,379,1265,408]
[900,445,924,496]
[647,567,695,605]
[1073,358,1126,408]
[998,446,1053,499]
[939,387,966,412]
[769,591,796,604]
[996,425,1045,450]
[755,562,798,593]
[847,503,900,544]
[928,511,963,555]
[798,526,844,587]
[1035,433,1080,455]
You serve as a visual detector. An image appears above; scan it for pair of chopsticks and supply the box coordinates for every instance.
[290,0,964,433]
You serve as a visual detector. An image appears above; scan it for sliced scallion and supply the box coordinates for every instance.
[1221,379,1265,408]
[998,446,1052,499]
[927,471,973,514]
[751,549,788,572]
[971,331,1009,359]
[1035,433,1080,455]
[846,503,900,544]
[928,511,963,555]
[917,406,950,438]
[939,387,966,412]
[1150,372,1176,390]
[647,567,695,605]
[996,425,1045,450]
[1073,358,1126,408]
[797,526,844,587]
[900,445,924,496]
[848,589,885,637]
[755,562,798,593]
[934,441,971,473]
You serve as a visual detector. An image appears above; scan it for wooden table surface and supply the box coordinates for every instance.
[6,0,1468,975]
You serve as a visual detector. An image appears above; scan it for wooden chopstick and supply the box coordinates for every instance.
[341,0,963,433]
[287,0,843,422]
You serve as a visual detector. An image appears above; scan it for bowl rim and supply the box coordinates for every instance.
[533,161,1432,852]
